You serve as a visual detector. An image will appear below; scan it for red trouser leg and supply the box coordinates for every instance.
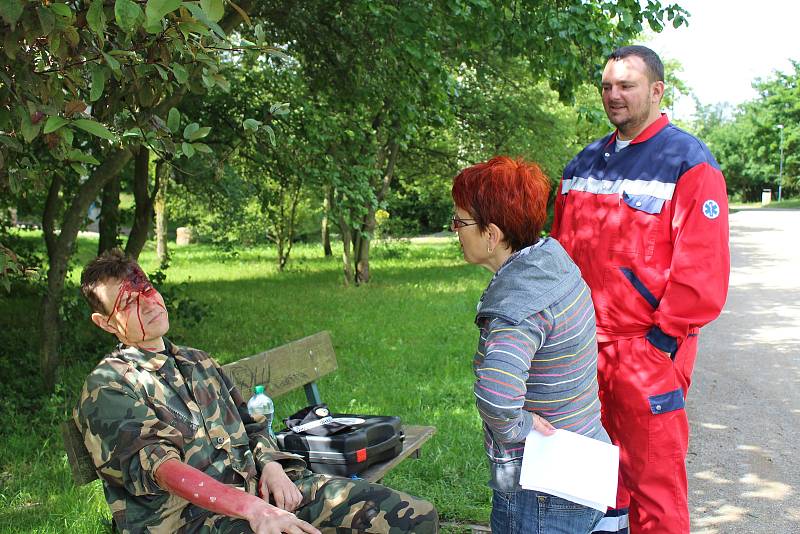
[597,335,698,534]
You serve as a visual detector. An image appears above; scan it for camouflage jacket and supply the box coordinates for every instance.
[74,339,306,533]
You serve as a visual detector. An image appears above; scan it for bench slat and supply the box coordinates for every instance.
[222,331,337,399]
[361,425,437,483]
[61,420,99,485]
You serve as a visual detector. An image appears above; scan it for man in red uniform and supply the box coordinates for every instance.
[551,45,730,534]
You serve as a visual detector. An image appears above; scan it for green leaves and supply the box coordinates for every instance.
[0,133,22,152]
[89,65,106,102]
[49,3,72,18]
[72,119,116,140]
[39,116,117,141]
[183,122,199,139]
[145,0,181,21]
[176,119,213,158]
[243,118,262,132]
[264,125,276,146]
[144,0,180,32]
[67,149,100,165]
[114,0,143,33]
[254,23,265,44]
[167,107,180,133]
[183,122,211,141]
[171,62,189,84]
[200,0,224,23]
[183,1,224,38]
[181,141,195,157]
[86,0,107,38]
[19,111,40,143]
[270,102,290,116]
[43,116,69,133]
[190,126,211,140]
[37,6,55,35]
[102,51,121,73]
[0,0,23,26]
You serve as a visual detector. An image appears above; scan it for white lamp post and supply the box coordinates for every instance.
[777,124,785,202]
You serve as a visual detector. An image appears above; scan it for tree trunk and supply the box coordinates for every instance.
[40,173,64,391]
[335,194,354,286]
[98,175,121,255]
[354,138,399,284]
[41,260,66,390]
[125,146,154,260]
[155,161,169,264]
[40,150,133,390]
[277,178,301,271]
[321,186,332,257]
[355,235,370,285]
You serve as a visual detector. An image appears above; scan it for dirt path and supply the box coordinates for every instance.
[688,209,800,533]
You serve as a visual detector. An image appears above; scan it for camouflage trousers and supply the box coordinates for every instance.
[194,472,438,533]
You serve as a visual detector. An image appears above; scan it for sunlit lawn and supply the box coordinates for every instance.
[729,197,800,209]
[0,233,494,533]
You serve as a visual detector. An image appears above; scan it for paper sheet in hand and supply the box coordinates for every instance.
[519,429,619,512]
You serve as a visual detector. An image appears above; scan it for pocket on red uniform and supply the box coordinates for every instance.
[621,337,689,461]
[647,393,688,461]
[647,388,685,415]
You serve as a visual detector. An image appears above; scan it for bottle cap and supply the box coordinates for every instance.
[255,385,265,394]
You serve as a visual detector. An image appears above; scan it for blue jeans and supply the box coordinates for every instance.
[490,489,604,534]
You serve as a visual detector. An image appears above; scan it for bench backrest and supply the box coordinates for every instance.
[222,330,337,403]
[62,331,338,486]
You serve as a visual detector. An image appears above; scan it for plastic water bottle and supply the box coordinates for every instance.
[247,385,275,437]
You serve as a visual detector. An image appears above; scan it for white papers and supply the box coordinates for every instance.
[519,429,619,512]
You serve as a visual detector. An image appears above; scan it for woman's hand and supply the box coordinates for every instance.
[532,413,556,436]
[259,461,304,512]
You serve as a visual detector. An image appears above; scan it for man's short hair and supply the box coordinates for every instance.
[80,249,139,314]
[608,45,664,83]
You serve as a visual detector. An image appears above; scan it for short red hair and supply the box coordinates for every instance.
[451,156,551,252]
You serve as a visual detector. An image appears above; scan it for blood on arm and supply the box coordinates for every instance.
[154,458,262,518]
[154,459,320,534]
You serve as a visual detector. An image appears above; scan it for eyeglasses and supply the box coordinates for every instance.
[451,215,478,231]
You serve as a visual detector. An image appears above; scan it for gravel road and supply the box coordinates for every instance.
[688,209,800,533]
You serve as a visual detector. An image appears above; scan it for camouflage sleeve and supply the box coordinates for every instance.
[75,376,184,496]
[212,358,306,475]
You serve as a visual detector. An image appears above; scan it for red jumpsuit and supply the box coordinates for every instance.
[552,114,730,533]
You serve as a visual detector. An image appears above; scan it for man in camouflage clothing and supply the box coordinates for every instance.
[75,249,438,534]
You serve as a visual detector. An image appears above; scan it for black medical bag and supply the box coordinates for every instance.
[276,405,404,477]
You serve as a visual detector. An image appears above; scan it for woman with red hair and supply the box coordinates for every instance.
[452,156,609,533]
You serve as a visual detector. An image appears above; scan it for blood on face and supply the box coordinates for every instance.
[107,266,166,341]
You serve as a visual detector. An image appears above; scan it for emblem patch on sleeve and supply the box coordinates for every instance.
[702,199,720,219]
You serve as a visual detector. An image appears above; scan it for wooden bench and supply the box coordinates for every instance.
[62,330,436,486]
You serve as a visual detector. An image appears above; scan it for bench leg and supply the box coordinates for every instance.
[303,383,322,405]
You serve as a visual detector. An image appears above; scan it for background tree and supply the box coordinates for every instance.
[693,61,799,201]
[171,55,328,270]
[0,0,256,389]
[255,0,688,284]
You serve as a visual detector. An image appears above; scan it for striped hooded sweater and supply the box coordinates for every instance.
[473,237,610,492]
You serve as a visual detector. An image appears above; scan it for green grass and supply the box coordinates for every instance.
[0,234,495,533]
[729,197,800,209]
